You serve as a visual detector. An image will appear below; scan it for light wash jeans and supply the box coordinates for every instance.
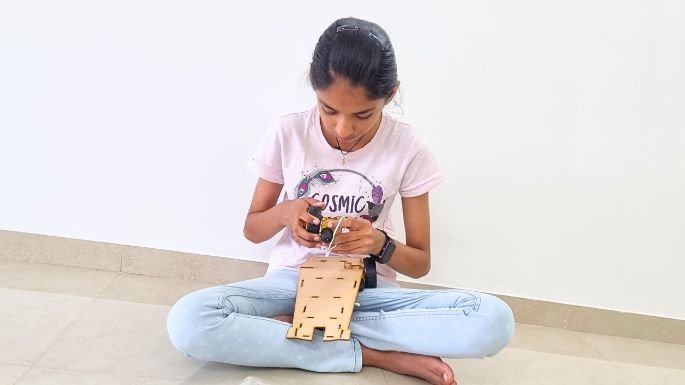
[167,269,514,373]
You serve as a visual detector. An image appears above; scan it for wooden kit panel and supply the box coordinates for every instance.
[287,257,364,341]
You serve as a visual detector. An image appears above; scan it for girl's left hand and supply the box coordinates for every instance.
[322,217,384,255]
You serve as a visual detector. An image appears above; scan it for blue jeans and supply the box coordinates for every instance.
[167,269,514,373]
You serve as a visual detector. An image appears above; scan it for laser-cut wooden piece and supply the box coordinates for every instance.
[287,256,364,341]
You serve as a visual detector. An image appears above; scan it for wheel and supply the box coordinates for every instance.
[362,257,377,289]
[320,228,334,243]
[305,207,323,234]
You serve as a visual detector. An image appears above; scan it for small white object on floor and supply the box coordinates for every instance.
[240,376,272,385]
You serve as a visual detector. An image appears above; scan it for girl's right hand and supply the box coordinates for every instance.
[281,198,326,248]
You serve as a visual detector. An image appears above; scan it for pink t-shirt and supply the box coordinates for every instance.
[249,107,445,285]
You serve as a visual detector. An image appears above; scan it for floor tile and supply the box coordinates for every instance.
[98,273,213,306]
[0,288,92,366]
[575,332,685,370]
[0,364,30,385]
[508,323,604,359]
[34,298,204,380]
[175,362,387,385]
[3,257,683,385]
[442,347,641,385]
[0,261,118,298]
[615,362,685,385]
[14,367,179,385]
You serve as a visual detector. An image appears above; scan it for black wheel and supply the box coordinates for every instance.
[320,228,334,243]
[363,257,377,289]
[305,207,323,234]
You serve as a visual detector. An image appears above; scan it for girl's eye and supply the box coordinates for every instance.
[323,108,336,115]
[357,114,372,120]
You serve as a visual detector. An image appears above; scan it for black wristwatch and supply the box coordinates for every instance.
[371,229,396,264]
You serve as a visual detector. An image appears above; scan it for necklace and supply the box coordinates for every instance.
[335,134,366,165]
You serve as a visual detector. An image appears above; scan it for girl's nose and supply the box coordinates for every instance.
[335,117,354,138]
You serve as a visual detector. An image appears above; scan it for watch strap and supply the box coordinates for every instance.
[371,229,395,264]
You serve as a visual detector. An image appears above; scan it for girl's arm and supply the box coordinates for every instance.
[243,178,286,243]
[243,177,324,246]
[324,192,433,278]
[383,192,432,278]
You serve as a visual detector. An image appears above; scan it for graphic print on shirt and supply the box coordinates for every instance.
[294,168,386,223]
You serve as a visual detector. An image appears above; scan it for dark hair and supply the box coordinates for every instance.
[309,17,398,100]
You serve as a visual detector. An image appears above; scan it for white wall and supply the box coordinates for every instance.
[1,1,683,320]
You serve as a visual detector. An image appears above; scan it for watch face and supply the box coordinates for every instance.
[381,238,396,264]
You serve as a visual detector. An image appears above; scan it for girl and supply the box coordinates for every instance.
[167,17,514,385]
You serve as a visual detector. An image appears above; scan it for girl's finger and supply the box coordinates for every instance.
[303,198,325,208]
[296,236,320,248]
[295,226,320,242]
[329,217,366,231]
[300,213,320,226]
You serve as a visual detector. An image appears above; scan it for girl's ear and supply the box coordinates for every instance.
[384,81,401,105]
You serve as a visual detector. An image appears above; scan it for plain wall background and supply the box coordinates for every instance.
[1,1,683,320]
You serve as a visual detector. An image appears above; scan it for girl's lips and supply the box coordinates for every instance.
[337,136,360,143]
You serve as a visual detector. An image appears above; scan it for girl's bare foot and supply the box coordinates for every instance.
[362,345,457,385]
[271,315,293,323]
[270,318,455,384]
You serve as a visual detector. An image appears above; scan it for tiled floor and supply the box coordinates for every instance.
[0,261,683,385]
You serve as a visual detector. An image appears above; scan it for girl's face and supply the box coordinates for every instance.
[315,77,389,148]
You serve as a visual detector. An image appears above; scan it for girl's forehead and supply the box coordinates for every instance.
[315,78,383,112]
